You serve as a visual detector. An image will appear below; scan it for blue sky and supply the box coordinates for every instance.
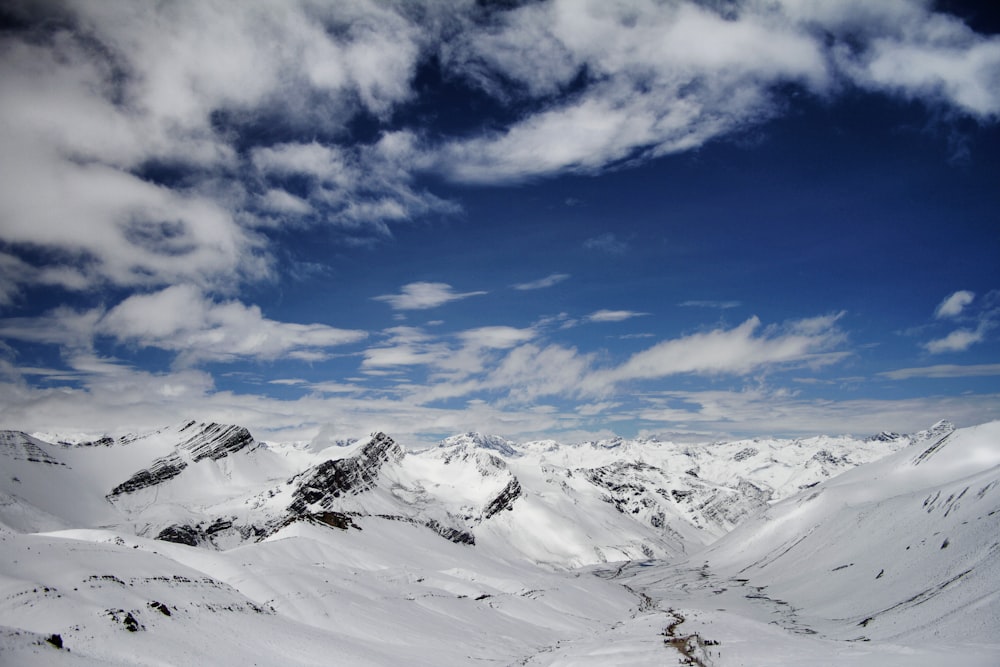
[0,0,998,445]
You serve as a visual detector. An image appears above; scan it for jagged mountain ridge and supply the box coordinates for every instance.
[2,418,998,666]
[0,419,932,563]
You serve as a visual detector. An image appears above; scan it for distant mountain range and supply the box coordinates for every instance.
[1,419,997,665]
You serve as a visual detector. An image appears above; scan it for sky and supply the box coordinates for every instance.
[1,0,999,446]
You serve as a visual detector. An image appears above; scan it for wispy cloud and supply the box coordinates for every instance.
[583,233,628,255]
[586,310,648,323]
[634,387,1000,438]
[512,273,570,290]
[880,364,1000,380]
[922,289,997,353]
[373,282,488,310]
[923,327,987,354]
[586,313,848,391]
[2,1,998,302]
[679,300,742,309]
[436,0,1000,183]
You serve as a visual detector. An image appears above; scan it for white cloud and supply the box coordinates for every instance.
[0,285,366,366]
[99,285,367,365]
[252,142,352,182]
[587,314,846,390]
[923,327,985,354]
[0,0,439,300]
[373,282,488,310]
[935,290,975,318]
[679,300,742,309]
[583,233,629,255]
[433,0,1000,183]
[880,363,1000,380]
[586,310,648,323]
[0,307,103,351]
[436,0,829,182]
[513,273,571,290]
[634,386,1000,437]
[488,343,596,404]
[2,0,997,304]
[458,326,536,349]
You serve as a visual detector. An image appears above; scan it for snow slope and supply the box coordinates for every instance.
[2,419,996,665]
[612,420,1000,665]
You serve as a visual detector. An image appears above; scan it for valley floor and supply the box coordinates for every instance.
[3,523,997,666]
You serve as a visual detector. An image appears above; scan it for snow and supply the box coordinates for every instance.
[1,419,998,665]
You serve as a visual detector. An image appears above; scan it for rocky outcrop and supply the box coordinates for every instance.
[425,518,476,545]
[155,517,265,547]
[108,422,257,497]
[0,431,66,466]
[286,432,404,516]
[438,432,521,458]
[177,421,255,462]
[110,453,188,497]
[482,477,522,519]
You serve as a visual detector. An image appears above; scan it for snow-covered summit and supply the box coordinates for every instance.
[1,418,997,665]
[436,431,521,457]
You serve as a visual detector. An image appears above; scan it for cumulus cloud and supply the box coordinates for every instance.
[935,290,975,318]
[100,285,367,364]
[373,282,488,310]
[2,0,998,302]
[0,0,441,301]
[0,285,366,365]
[2,1,1000,442]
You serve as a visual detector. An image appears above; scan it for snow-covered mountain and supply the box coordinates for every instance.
[2,419,997,665]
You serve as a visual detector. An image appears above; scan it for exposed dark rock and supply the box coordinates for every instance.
[0,431,67,466]
[149,601,171,616]
[811,449,848,466]
[108,422,257,497]
[106,609,143,632]
[438,432,521,457]
[425,518,475,545]
[110,453,188,496]
[308,511,357,530]
[155,524,201,547]
[154,517,260,548]
[286,432,404,516]
[45,633,63,649]
[204,518,234,535]
[180,422,256,462]
[482,477,522,519]
[866,431,902,443]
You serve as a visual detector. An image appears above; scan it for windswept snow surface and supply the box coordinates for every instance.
[613,420,1000,666]
[1,420,998,664]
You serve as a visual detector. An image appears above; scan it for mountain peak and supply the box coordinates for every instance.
[438,432,520,457]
